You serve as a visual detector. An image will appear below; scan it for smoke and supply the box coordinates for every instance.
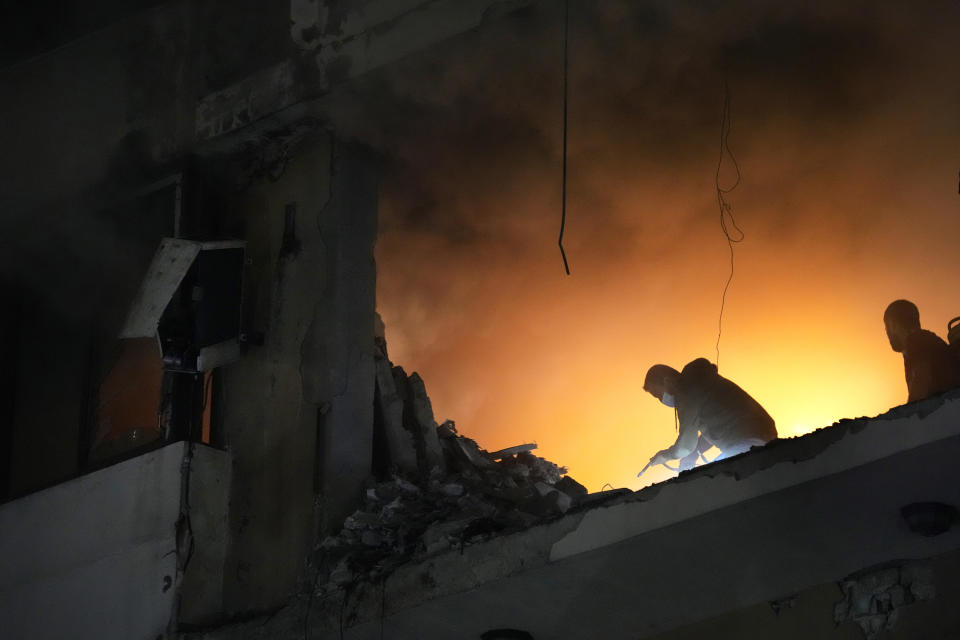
[323,0,959,271]
[331,0,960,490]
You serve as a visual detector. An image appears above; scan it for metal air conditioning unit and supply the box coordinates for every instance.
[120,238,246,373]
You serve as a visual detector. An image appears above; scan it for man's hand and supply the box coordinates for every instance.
[638,449,677,477]
[648,449,673,467]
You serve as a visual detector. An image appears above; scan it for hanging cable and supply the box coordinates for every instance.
[558,0,571,275]
[714,80,744,369]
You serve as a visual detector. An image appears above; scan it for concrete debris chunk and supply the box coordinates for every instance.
[452,436,495,469]
[319,536,340,550]
[392,366,447,478]
[374,357,418,475]
[502,458,531,478]
[360,530,384,547]
[553,490,573,514]
[555,475,588,498]
[529,482,572,514]
[329,558,354,585]
[441,483,464,497]
[422,518,474,555]
[486,444,538,459]
[437,419,458,438]
[834,561,935,640]
[407,372,446,472]
[521,489,563,517]
[344,511,380,530]
[378,497,404,521]
[314,340,589,593]
[533,482,554,497]
[516,451,565,484]
[393,476,420,494]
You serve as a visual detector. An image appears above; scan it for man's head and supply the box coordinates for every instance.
[884,299,921,353]
[644,364,681,406]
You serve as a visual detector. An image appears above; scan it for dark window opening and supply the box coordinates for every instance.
[88,337,164,465]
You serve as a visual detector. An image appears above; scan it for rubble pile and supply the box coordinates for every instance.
[314,337,592,588]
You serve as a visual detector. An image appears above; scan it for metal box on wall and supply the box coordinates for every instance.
[121,238,246,373]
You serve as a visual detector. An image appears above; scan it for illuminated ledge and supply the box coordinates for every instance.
[195,390,960,640]
[552,391,960,560]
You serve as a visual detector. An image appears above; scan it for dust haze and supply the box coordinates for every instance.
[325,0,960,490]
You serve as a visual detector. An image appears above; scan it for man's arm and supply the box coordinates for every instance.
[907,346,941,402]
[649,422,700,466]
[907,369,929,403]
[677,435,712,471]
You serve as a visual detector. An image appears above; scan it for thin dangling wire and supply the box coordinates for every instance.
[558,0,571,275]
[714,80,744,369]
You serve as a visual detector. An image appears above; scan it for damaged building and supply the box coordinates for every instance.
[2,1,960,639]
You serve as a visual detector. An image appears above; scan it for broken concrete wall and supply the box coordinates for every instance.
[392,367,447,479]
[0,0,549,635]
[0,0,544,500]
[180,338,589,639]
[184,396,960,640]
[180,445,233,626]
[649,550,960,640]
[0,441,228,640]
[0,0,381,623]
[0,0,293,500]
[199,0,538,143]
[373,353,418,477]
[213,132,378,618]
[299,140,379,535]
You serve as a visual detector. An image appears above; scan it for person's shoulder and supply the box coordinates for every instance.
[681,358,717,376]
[680,359,719,391]
[907,329,949,352]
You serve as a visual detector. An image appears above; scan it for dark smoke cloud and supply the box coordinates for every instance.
[323,2,956,284]
[329,0,960,488]
[330,0,958,248]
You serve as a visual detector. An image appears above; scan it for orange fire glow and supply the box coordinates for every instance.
[378,221,956,491]
[367,0,960,492]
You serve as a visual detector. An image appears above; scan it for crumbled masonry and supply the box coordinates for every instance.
[834,562,935,640]
[309,339,589,595]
